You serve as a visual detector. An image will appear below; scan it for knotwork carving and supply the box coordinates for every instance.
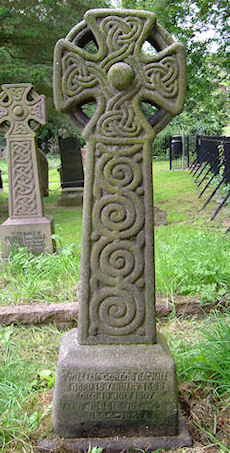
[53,9,186,344]
[12,141,38,216]
[0,83,46,218]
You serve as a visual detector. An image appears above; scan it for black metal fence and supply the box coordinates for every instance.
[190,135,230,230]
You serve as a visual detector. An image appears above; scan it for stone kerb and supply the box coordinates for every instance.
[0,83,55,257]
[49,8,189,451]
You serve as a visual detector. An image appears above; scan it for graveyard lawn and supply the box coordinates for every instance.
[0,160,230,451]
[0,312,230,452]
[1,161,230,306]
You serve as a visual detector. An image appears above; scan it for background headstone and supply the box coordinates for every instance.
[58,136,84,205]
[38,148,49,197]
[0,169,3,191]
[154,206,167,226]
[51,8,188,450]
[0,83,55,257]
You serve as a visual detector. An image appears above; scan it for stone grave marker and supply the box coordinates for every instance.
[0,169,3,191]
[38,148,49,197]
[0,83,55,257]
[45,8,189,452]
[58,135,84,206]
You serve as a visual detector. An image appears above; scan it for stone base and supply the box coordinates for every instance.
[37,412,192,452]
[58,188,83,206]
[0,215,55,258]
[52,329,189,445]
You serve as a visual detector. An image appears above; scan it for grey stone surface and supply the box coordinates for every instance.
[57,187,84,206]
[52,7,187,445]
[52,329,178,438]
[38,412,192,452]
[0,83,55,257]
[0,302,78,327]
[0,216,55,257]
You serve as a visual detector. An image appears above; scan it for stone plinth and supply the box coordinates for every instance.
[0,216,55,257]
[53,329,178,438]
[58,187,84,206]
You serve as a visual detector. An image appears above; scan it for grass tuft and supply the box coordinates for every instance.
[155,227,230,303]
[170,310,230,397]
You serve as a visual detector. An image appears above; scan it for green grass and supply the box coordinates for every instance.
[1,160,230,305]
[0,325,62,452]
[0,244,81,306]
[168,310,230,397]
[155,226,230,302]
[1,158,230,450]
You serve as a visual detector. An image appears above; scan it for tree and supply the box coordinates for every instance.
[0,0,111,140]
[121,0,230,137]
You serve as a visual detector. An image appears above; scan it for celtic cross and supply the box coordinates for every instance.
[54,9,186,345]
[0,83,45,218]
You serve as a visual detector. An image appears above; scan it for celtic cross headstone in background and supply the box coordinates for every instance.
[0,83,55,257]
[51,9,189,450]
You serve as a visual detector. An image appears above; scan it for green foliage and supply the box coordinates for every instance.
[0,0,111,139]
[122,0,230,137]
[0,243,81,305]
[155,227,230,302]
[88,445,103,453]
[0,325,62,451]
[171,310,230,397]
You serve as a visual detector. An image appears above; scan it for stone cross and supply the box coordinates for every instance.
[54,9,186,345]
[51,9,189,448]
[0,83,55,257]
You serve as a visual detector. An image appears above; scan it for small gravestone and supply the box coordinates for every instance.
[58,136,84,206]
[38,148,49,197]
[0,83,55,257]
[42,8,190,452]
[154,205,167,226]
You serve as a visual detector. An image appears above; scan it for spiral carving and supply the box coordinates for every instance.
[93,191,144,239]
[90,284,144,336]
[91,237,143,286]
[98,153,142,193]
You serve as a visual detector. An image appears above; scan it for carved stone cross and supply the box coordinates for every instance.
[51,9,189,447]
[54,9,186,345]
[0,83,55,256]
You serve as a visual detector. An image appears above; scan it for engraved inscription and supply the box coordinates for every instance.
[5,231,46,251]
[60,370,174,422]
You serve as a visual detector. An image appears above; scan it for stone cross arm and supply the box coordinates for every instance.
[0,83,46,137]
